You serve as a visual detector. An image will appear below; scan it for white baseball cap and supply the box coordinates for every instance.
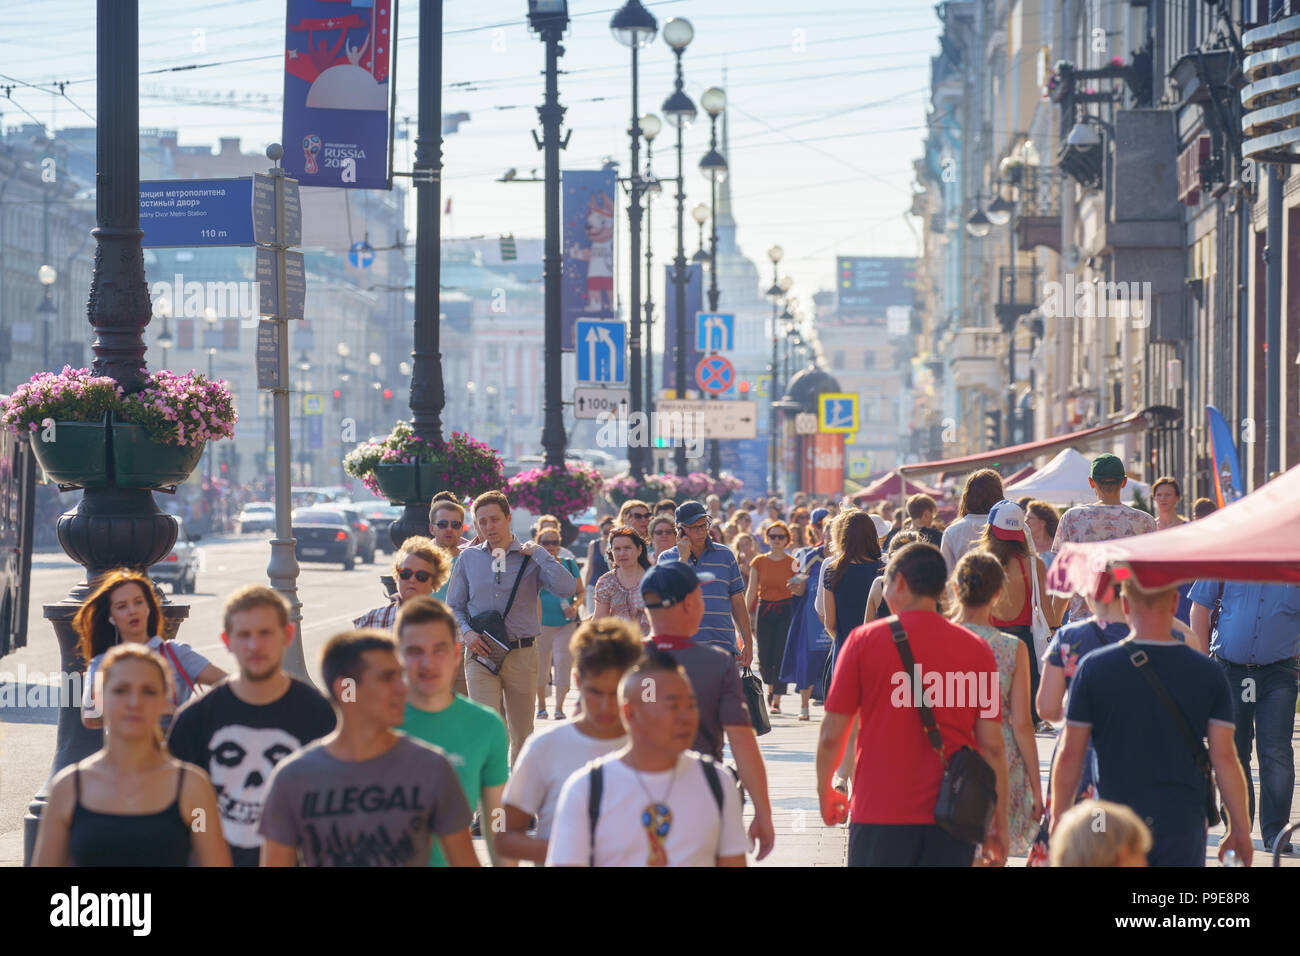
[987,499,1027,541]
[870,513,891,540]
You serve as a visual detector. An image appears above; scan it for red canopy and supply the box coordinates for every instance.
[1048,463,1300,601]
[851,472,941,503]
[1004,463,1036,486]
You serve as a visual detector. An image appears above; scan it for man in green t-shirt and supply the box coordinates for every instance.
[396,596,512,867]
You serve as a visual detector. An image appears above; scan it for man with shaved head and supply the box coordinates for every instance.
[545,650,748,867]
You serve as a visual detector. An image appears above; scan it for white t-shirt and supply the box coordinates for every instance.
[503,722,626,839]
[546,751,748,867]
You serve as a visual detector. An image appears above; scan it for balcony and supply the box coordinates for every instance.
[949,327,1004,394]
[995,265,1038,333]
[1012,164,1062,253]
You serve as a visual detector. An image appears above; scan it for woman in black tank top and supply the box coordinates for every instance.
[32,645,231,867]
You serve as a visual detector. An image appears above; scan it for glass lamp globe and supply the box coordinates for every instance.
[610,0,657,48]
[662,17,693,50]
[692,202,710,225]
[700,87,726,117]
[640,113,662,141]
[768,245,784,264]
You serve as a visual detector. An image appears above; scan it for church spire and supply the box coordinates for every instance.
[716,67,737,254]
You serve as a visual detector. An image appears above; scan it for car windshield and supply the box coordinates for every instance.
[294,510,344,525]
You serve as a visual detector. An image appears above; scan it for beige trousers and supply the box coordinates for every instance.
[464,642,538,767]
[537,622,577,708]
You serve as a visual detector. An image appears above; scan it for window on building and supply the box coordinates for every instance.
[862,349,876,369]
[221,318,239,350]
[178,318,194,350]
[832,350,845,369]
[485,344,502,363]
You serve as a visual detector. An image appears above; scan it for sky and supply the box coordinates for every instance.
[2,0,939,303]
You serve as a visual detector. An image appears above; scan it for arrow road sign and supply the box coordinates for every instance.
[573,387,631,420]
[695,312,734,352]
[656,399,758,440]
[695,355,736,395]
[575,319,626,384]
[348,240,375,269]
[819,393,859,433]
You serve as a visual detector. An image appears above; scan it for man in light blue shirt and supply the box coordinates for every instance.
[1189,579,1300,854]
[655,501,753,666]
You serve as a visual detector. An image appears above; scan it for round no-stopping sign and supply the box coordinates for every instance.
[695,355,735,395]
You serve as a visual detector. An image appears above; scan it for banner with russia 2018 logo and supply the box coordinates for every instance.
[282,0,394,190]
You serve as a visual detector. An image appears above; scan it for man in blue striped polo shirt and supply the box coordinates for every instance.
[655,501,753,667]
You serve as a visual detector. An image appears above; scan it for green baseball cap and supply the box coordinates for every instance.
[1090,453,1126,481]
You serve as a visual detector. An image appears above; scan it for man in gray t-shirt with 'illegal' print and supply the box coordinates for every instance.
[259,630,477,867]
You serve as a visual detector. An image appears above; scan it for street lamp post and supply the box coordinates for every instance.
[766,245,783,494]
[296,350,311,484]
[531,0,572,471]
[662,17,696,475]
[155,302,173,371]
[642,112,662,432]
[206,347,217,486]
[368,351,382,435]
[611,0,657,480]
[700,86,727,480]
[26,0,190,862]
[390,0,446,548]
[37,264,57,370]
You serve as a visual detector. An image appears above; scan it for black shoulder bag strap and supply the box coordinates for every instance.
[886,615,947,770]
[587,761,604,867]
[501,554,531,618]
[1126,642,1218,822]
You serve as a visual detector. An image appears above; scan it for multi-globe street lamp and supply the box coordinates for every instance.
[641,112,663,427]
[766,244,784,494]
[610,0,657,479]
[661,16,696,475]
[699,86,727,479]
[37,264,57,370]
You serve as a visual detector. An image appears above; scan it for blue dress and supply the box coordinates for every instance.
[822,559,884,677]
[779,546,833,695]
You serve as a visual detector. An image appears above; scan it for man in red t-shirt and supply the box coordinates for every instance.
[816,542,1010,866]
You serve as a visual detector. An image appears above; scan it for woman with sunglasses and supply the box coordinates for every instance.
[647,514,678,561]
[592,526,652,636]
[537,527,585,720]
[354,536,453,632]
[745,520,796,715]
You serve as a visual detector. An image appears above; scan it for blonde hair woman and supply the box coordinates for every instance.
[34,644,231,866]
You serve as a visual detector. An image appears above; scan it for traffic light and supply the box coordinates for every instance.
[332,388,343,411]
[382,388,394,410]
[738,380,750,394]
[983,410,1002,450]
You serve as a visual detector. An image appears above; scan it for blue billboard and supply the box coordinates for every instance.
[562,169,618,350]
[661,264,703,395]
[282,0,394,190]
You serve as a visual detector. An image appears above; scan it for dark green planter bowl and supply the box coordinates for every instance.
[111,422,205,490]
[373,460,430,505]
[30,421,111,488]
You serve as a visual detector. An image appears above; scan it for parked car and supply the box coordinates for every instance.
[292,508,356,571]
[361,502,404,553]
[327,504,377,564]
[151,517,202,594]
[237,502,275,534]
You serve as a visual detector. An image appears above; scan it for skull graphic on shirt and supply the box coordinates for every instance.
[208,725,299,848]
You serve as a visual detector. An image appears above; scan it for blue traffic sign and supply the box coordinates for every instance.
[576,319,626,384]
[695,312,734,352]
[818,393,859,433]
[140,179,257,248]
[349,240,375,269]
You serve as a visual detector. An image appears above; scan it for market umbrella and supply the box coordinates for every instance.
[1005,448,1149,507]
[850,471,942,504]
[1048,462,1300,602]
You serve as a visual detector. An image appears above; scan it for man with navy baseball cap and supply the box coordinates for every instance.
[641,561,775,861]
[655,501,754,667]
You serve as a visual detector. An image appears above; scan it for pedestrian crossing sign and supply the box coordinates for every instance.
[818,393,858,434]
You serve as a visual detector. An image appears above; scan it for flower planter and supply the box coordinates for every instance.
[373,460,429,505]
[111,421,205,490]
[29,421,111,489]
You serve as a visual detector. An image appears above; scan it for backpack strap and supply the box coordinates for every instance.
[886,615,948,769]
[586,761,604,868]
[699,755,725,813]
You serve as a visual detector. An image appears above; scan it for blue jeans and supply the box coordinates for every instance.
[1216,656,1300,846]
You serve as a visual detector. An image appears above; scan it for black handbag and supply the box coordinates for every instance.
[467,555,530,675]
[740,666,771,736]
[886,616,998,846]
[1126,643,1220,827]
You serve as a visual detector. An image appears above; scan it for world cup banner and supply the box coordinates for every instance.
[282,0,394,190]
[562,169,618,350]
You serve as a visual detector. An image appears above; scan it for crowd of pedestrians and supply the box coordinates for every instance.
[30,451,1299,868]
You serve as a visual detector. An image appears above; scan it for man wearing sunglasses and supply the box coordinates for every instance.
[429,496,471,602]
[655,501,753,668]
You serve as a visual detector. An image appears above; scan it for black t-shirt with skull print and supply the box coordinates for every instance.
[168,678,337,866]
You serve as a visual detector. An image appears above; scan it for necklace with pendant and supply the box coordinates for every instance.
[632,760,678,867]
